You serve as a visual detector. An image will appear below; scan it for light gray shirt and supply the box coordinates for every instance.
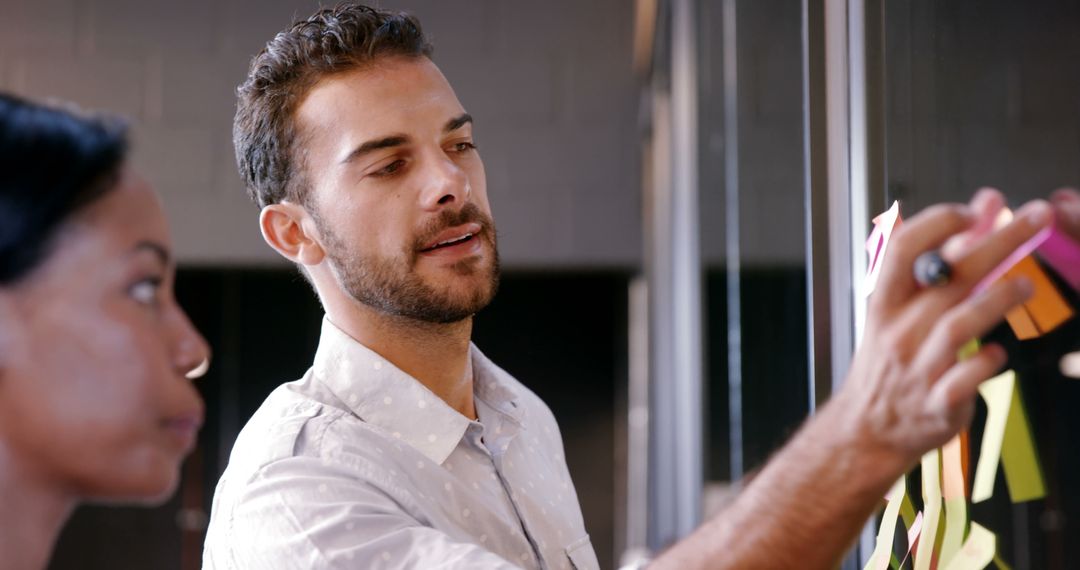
[203,318,599,570]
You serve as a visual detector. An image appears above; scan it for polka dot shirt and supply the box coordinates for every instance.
[204,318,599,570]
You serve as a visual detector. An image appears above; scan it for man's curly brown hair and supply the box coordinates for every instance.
[234,3,433,209]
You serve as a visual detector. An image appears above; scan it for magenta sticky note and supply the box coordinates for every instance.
[1037,227,1080,293]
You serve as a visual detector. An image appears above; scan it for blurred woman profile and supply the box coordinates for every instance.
[0,93,209,569]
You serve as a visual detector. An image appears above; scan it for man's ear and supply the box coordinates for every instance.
[259,202,326,266]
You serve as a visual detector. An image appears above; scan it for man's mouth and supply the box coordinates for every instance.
[420,223,483,253]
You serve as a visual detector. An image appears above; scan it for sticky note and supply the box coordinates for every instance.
[1036,225,1080,292]
[899,493,917,531]
[1002,255,1073,339]
[939,433,970,566]
[944,522,996,570]
[972,371,1046,503]
[865,201,902,296]
[940,498,969,567]
[865,477,907,570]
[942,431,969,501]
[914,450,943,570]
[905,511,925,564]
[973,223,1074,340]
[1004,302,1040,340]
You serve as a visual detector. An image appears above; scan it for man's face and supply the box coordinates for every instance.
[295,56,499,323]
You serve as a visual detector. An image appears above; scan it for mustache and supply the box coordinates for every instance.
[412,202,496,251]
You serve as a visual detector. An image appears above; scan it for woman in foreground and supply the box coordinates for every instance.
[0,93,209,569]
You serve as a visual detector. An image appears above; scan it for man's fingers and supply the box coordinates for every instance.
[910,276,1033,383]
[946,200,1052,295]
[941,188,1006,260]
[872,203,974,312]
[926,343,1008,420]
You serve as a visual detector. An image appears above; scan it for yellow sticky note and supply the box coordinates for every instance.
[940,498,968,567]
[972,371,1046,503]
[865,477,907,570]
[914,450,943,570]
[944,523,996,570]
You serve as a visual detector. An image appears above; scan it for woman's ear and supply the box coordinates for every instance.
[259,202,326,267]
[0,295,16,376]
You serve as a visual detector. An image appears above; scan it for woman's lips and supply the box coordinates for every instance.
[162,413,203,451]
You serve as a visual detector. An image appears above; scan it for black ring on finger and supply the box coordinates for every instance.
[913,250,953,287]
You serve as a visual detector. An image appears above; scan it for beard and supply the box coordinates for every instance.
[315,202,500,324]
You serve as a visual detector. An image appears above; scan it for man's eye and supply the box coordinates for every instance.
[374,160,406,177]
[453,142,477,153]
[129,278,162,305]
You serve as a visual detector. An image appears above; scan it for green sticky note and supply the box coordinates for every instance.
[900,493,917,531]
[944,523,996,570]
[1000,379,1046,502]
[972,371,1046,503]
[915,450,943,570]
[958,338,981,361]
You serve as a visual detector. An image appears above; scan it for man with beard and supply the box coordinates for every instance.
[203,4,1075,569]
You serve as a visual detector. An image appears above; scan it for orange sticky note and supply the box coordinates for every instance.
[942,432,968,501]
[1001,255,1073,339]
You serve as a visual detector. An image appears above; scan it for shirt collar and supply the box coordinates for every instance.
[471,347,527,428]
[312,317,472,465]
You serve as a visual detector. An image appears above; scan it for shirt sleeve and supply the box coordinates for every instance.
[205,455,522,570]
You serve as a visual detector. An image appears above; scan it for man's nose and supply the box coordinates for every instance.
[418,154,469,211]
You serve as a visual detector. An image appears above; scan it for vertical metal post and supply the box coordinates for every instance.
[621,277,651,565]
[803,0,833,413]
[825,0,856,399]
[646,0,704,549]
[670,0,704,540]
[646,86,675,550]
[806,0,872,566]
[721,0,744,483]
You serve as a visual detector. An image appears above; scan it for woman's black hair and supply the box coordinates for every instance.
[0,93,128,284]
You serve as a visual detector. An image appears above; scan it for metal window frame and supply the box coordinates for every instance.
[631,0,883,561]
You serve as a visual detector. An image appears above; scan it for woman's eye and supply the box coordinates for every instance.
[129,278,162,306]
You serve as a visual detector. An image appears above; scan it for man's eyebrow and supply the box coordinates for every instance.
[444,113,473,133]
[340,135,409,165]
[133,240,171,266]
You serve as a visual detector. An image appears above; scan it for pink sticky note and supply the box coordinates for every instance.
[866,201,902,296]
[1037,226,1080,293]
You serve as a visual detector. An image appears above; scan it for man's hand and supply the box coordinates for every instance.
[649,190,1052,570]
[830,190,1050,472]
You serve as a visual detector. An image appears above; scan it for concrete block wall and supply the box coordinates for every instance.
[0,0,642,268]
